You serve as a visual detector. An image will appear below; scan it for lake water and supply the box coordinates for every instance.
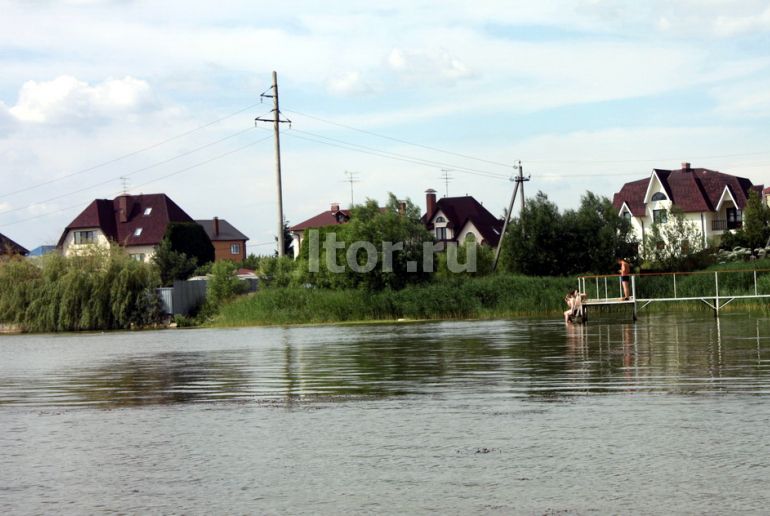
[2,313,770,514]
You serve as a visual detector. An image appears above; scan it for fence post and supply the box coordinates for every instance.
[596,277,599,300]
[631,275,637,322]
[604,277,608,300]
[754,270,758,297]
[715,271,719,317]
[673,273,677,299]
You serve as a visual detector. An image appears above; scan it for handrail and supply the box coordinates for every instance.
[578,268,770,280]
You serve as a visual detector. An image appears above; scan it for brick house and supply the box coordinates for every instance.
[196,217,249,262]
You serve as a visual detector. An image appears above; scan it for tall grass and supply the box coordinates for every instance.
[213,274,576,327]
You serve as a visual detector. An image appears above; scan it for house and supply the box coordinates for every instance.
[0,233,28,256]
[421,189,503,249]
[289,203,351,259]
[27,245,57,258]
[612,163,764,247]
[57,193,196,262]
[196,217,249,262]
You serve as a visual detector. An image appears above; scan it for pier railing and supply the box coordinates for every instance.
[577,268,770,317]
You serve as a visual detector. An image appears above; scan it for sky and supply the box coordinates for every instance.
[2,0,770,253]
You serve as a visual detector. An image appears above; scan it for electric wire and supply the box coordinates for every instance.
[0,127,257,217]
[0,102,262,200]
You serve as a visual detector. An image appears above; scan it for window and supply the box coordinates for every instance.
[651,192,667,201]
[435,216,446,223]
[436,227,447,240]
[133,228,143,237]
[74,230,95,245]
[622,211,632,221]
[230,243,241,255]
[143,207,152,216]
[129,253,146,262]
[653,209,668,224]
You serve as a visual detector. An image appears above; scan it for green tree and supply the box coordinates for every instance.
[641,205,704,271]
[741,189,769,249]
[297,194,434,291]
[152,222,214,286]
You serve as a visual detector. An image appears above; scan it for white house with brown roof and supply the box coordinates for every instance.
[612,163,763,247]
[421,189,503,250]
[57,193,196,262]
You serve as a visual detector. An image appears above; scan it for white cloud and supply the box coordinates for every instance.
[0,102,17,136]
[326,71,373,96]
[712,78,770,118]
[387,48,474,85]
[714,5,770,36]
[8,75,156,124]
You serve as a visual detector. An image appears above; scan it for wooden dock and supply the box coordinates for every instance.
[577,269,770,322]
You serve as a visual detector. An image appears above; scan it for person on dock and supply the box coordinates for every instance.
[564,290,584,323]
[617,257,631,300]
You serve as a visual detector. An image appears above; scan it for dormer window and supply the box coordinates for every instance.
[143,207,152,216]
[134,228,143,237]
[651,192,667,201]
[435,216,446,224]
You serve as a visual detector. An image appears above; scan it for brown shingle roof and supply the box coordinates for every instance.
[58,193,194,247]
[0,233,28,255]
[612,166,762,215]
[423,196,503,246]
[196,218,249,242]
[290,209,351,231]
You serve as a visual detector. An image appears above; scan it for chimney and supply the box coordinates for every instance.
[118,195,129,223]
[682,162,691,172]
[398,200,406,216]
[425,189,437,217]
[331,202,340,214]
[213,216,220,237]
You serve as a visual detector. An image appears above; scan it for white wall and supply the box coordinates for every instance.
[61,228,110,257]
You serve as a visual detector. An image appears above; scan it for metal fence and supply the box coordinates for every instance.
[157,280,208,316]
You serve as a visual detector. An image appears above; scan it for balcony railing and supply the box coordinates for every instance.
[712,219,742,231]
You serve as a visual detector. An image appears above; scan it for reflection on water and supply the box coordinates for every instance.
[3,315,770,515]
[1,313,770,407]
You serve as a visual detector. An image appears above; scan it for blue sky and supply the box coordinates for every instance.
[2,0,770,252]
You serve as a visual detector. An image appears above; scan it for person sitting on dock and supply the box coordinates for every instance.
[617,257,631,300]
[564,290,585,323]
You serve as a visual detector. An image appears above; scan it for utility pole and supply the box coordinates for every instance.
[344,170,360,206]
[440,168,453,197]
[492,161,530,272]
[255,71,291,257]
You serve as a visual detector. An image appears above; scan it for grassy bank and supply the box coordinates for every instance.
[214,259,770,327]
[212,275,576,327]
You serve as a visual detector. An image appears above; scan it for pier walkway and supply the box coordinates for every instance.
[577,268,770,321]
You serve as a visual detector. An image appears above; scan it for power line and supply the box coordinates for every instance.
[285,108,513,168]
[0,127,257,217]
[284,127,511,180]
[344,170,361,206]
[439,169,453,197]
[285,108,770,166]
[1,135,271,227]
[0,102,262,200]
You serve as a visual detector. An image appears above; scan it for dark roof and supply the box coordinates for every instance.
[57,193,195,247]
[290,209,351,231]
[0,233,28,256]
[612,167,762,216]
[423,196,503,246]
[196,219,249,242]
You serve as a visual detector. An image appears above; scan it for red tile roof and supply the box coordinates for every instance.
[290,209,351,231]
[0,232,28,255]
[612,167,762,216]
[423,196,503,246]
[57,194,195,247]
